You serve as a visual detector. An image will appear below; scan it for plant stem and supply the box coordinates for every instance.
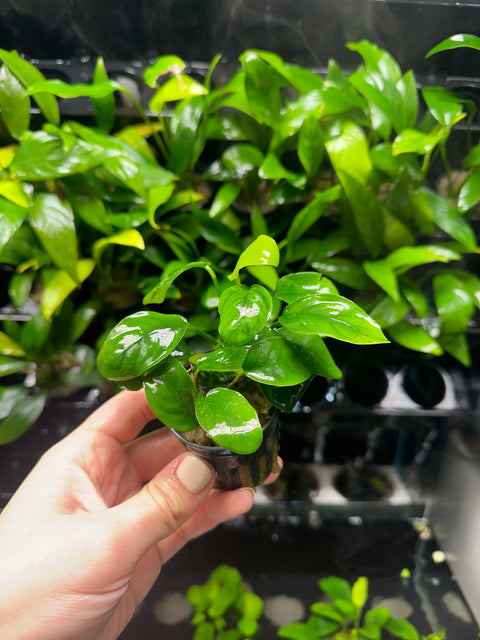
[186,322,216,344]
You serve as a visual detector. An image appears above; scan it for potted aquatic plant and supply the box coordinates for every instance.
[97,235,388,489]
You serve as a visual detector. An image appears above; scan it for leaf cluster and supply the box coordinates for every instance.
[97,235,387,454]
[186,564,263,640]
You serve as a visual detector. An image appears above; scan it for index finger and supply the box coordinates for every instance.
[79,389,157,444]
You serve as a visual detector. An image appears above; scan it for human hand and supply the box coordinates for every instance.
[0,390,275,640]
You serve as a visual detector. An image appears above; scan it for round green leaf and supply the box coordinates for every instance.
[218,284,272,346]
[228,234,279,283]
[280,294,389,344]
[275,272,330,304]
[191,346,248,372]
[144,359,198,431]
[195,388,262,454]
[97,311,187,380]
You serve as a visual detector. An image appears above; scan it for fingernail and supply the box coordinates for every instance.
[176,455,213,493]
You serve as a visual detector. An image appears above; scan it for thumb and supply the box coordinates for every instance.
[106,453,214,564]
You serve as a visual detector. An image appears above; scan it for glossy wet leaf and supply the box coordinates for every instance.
[209,183,242,218]
[240,51,282,126]
[280,294,388,344]
[243,334,312,386]
[310,257,372,289]
[422,87,466,129]
[433,273,475,334]
[41,259,95,321]
[97,311,187,380]
[426,33,480,57]
[144,359,198,431]
[195,388,262,454]
[275,272,327,304]
[325,121,372,186]
[387,320,443,356]
[0,389,46,445]
[228,234,279,283]
[0,48,59,125]
[29,193,79,282]
[369,295,410,328]
[281,329,342,379]
[348,40,402,83]
[192,346,248,373]
[392,129,445,156]
[218,284,272,346]
[260,379,311,412]
[203,144,264,182]
[0,64,30,139]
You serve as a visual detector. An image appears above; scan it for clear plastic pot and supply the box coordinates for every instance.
[172,412,280,491]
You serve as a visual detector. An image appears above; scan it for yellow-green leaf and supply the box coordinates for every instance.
[0,331,25,357]
[41,258,95,321]
[93,229,145,263]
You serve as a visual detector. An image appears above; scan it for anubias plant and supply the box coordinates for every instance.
[187,564,264,640]
[97,235,387,455]
[278,575,445,640]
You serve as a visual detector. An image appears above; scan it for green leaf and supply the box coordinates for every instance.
[240,51,282,126]
[310,602,345,622]
[298,115,325,176]
[71,297,102,343]
[8,272,34,308]
[310,257,372,289]
[192,206,243,254]
[351,576,368,609]
[359,623,382,640]
[192,346,248,373]
[29,193,79,281]
[92,229,145,263]
[93,57,116,132]
[325,121,372,186]
[143,55,185,87]
[243,334,314,386]
[0,390,46,445]
[425,190,477,250]
[0,331,25,357]
[143,260,217,305]
[275,272,329,304]
[218,284,272,346]
[458,167,480,212]
[246,265,279,290]
[439,332,471,367]
[148,184,183,228]
[0,48,59,125]
[259,380,311,412]
[280,294,389,345]
[383,617,419,640]
[195,387,263,454]
[343,177,385,257]
[427,33,480,57]
[286,186,341,255]
[392,129,445,156]
[348,40,402,83]
[369,294,410,328]
[0,64,31,139]
[70,194,113,234]
[318,577,352,602]
[364,607,391,627]
[26,78,122,100]
[40,259,95,321]
[422,87,466,129]
[0,355,31,377]
[149,74,207,112]
[209,183,242,218]
[259,153,306,188]
[385,244,460,274]
[0,198,28,246]
[228,235,279,283]
[280,329,342,379]
[387,320,443,355]
[363,260,400,301]
[203,144,264,182]
[97,311,187,381]
[433,273,475,334]
[0,180,31,208]
[144,358,198,431]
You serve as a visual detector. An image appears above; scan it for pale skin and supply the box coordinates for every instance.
[0,389,277,640]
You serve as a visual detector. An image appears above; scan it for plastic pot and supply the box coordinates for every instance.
[172,412,280,491]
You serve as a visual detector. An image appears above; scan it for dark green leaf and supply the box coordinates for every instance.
[425,190,477,250]
[286,186,341,254]
[192,346,248,373]
[192,207,243,255]
[218,284,272,346]
[195,388,263,454]
[433,273,475,334]
[280,329,342,379]
[144,358,198,430]
[310,257,372,289]
[29,193,79,281]
[280,294,389,344]
[97,311,187,380]
[439,332,471,367]
[259,379,311,412]
[275,272,328,304]
[203,144,264,182]
[369,294,410,328]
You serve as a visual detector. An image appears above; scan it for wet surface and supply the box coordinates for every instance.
[119,515,478,639]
